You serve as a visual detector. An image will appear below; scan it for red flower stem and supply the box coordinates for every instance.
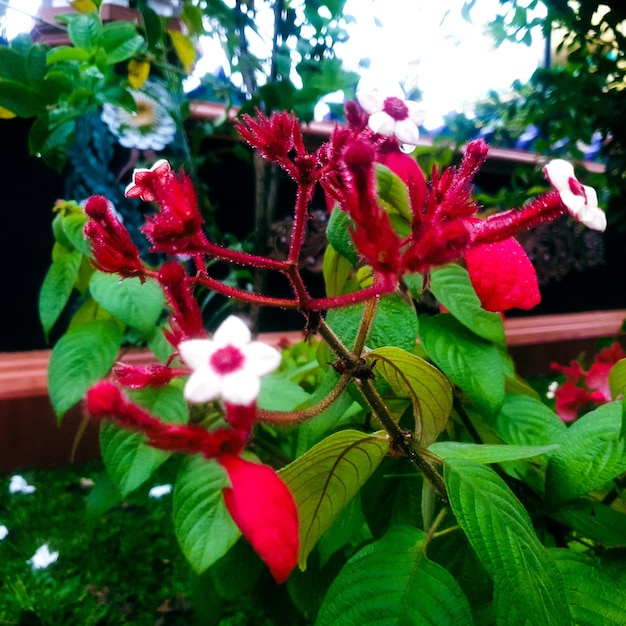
[472,192,567,245]
[197,241,290,272]
[288,183,316,266]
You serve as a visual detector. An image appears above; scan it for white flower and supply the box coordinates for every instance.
[149,484,172,498]
[102,81,176,151]
[0,525,8,540]
[178,316,282,406]
[9,475,35,494]
[29,544,59,569]
[543,159,607,231]
[356,81,425,147]
[546,380,559,400]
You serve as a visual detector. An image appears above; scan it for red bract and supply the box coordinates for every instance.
[587,342,626,400]
[83,196,146,279]
[378,148,427,220]
[113,362,188,389]
[465,238,541,312]
[553,381,605,423]
[220,453,299,584]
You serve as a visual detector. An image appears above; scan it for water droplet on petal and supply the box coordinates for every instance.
[400,143,416,154]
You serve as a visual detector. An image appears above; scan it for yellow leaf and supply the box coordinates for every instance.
[128,59,150,89]
[0,105,16,119]
[70,0,98,13]
[168,30,196,74]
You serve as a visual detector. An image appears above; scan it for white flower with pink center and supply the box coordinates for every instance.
[543,159,607,231]
[178,316,282,406]
[356,82,425,147]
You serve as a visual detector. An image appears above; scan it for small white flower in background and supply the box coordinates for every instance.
[29,544,59,570]
[356,81,425,148]
[9,475,36,494]
[543,159,607,231]
[178,316,282,406]
[546,380,559,400]
[0,525,8,540]
[149,484,172,498]
[102,81,176,151]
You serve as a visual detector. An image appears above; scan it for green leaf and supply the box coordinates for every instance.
[327,293,418,352]
[173,456,240,574]
[48,319,123,419]
[430,441,558,463]
[67,12,104,52]
[0,47,27,82]
[493,394,566,446]
[101,21,144,64]
[39,249,82,341]
[430,264,506,345]
[61,211,90,255]
[258,374,311,412]
[375,163,411,222]
[322,244,353,297]
[46,45,93,64]
[546,402,626,507]
[326,207,357,265]
[101,384,188,496]
[90,272,164,337]
[445,459,570,625]
[0,80,47,117]
[315,525,473,626]
[550,549,626,625]
[552,498,626,548]
[368,346,453,445]
[279,429,389,569]
[608,358,626,400]
[419,313,505,414]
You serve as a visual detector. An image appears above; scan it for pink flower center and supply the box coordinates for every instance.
[383,97,409,121]
[568,177,587,201]
[210,345,245,374]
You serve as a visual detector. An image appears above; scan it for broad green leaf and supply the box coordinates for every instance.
[492,394,566,446]
[445,458,570,625]
[608,358,626,400]
[552,498,626,548]
[419,313,505,414]
[0,80,47,117]
[39,249,82,340]
[550,549,626,625]
[546,402,626,506]
[90,272,164,337]
[48,319,123,418]
[61,211,90,255]
[430,264,506,345]
[46,45,93,64]
[430,441,558,463]
[326,207,357,265]
[173,456,240,574]
[25,44,49,88]
[0,47,27,82]
[102,21,144,64]
[375,163,411,222]
[279,429,389,569]
[369,346,453,445]
[100,384,188,496]
[327,293,418,352]
[258,374,311,412]
[67,12,103,52]
[322,244,353,297]
[316,525,473,626]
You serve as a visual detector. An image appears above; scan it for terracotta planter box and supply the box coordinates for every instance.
[1,313,625,473]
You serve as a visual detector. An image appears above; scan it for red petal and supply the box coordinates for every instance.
[219,454,299,583]
[465,238,540,312]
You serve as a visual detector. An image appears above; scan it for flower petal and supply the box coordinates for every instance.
[356,89,384,114]
[178,339,215,370]
[543,159,574,192]
[213,316,252,348]
[406,100,427,126]
[242,341,282,376]
[466,238,541,312]
[394,118,420,146]
[577,204,607,231]
[220,371,261,406]
[368,111,396,136]
[183,368,221,403]
[220,454,299,584]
